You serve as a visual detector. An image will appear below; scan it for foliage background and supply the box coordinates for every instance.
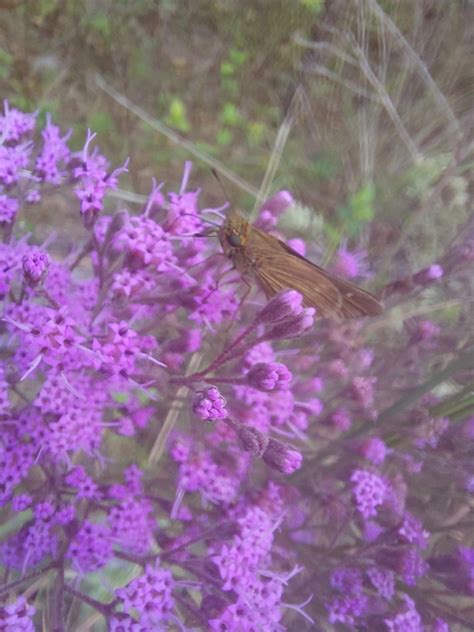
[2,0,471,261]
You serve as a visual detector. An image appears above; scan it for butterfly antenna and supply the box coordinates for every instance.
[211,168,232,205]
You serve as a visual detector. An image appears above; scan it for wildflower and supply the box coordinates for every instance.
[265,307,315,340]
[192,386,228,420]
[67,522,112,573]
[0,595,35,632]
[0,194,19,225]
[247,361,292,391]
[351,469,386,518]
[258,289,303,324]
[331,240,370,279]
[262,439,303,474]
[115,562,175,626]
[35,113,71,184]
[22,249,50,286]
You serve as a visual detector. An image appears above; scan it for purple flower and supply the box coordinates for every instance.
[179,450,237,504]
[35,113,71,184]
[0,194,19,225]
[287,237,306,255]
[265,307,315,339]
[115,561,175,626]
[331,239,370,279]
[351,375,377,409]
[1,517,58,571]
[165,161,204,235]
[67,522,112,573]
[254,190,294,229]
[351,469,386,517]
[109,497,154,555]
[413,264,444,285]
[328,407,352,431]
[0,100,36,142]
[0,141,32,186]
[327,593,368,626]
[330,566,363,594]
[232,422,269,456]
[65,466,99,500]
[22,249,50,286]
[356,436,388,464]
[260,189,294,216]
[258,289,303,324]
[429,546,474,595]
[11,494,32,512]
[73,129,128,226]
[367,566,395,600]
[0,595,35,632]
[192,386,228,420]
[384,595,423,632]
[247,361,292,391]
[262,438,303,474]
[398,512,429,548]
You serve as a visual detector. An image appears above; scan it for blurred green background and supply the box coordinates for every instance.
[1,0,472,278]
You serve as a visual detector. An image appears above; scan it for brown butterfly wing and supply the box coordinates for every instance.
[247,227,383,318]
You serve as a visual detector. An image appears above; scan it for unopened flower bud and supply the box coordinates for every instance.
[258,290,303,325]
[265,307,315,340]
[233,422,269,456]
[260,190,294,216]
[287,238,306,256]
[262,438,303,474]
[192,386,228,421]
[247,362,292,391]
[22,250,50,286]
[413,264,443,285]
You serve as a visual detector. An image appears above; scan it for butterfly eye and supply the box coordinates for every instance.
[227,233,242,247]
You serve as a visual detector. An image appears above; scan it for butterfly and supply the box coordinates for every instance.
[218,212,383,318]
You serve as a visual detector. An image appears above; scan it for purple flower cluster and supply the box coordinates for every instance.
[0,103,472,631]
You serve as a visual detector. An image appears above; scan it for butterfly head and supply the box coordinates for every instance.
[219,213,249,255]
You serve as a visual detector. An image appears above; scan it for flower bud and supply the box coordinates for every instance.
[258,289,303,325]
[22,250,50,286]
[265,307,315,340]
[413,264,443,285]
[260,190,294,216]
[262,438,303,474]
[192,386,228,421]
[233,423,269,456]
[247,362,292,391]
[287,238,306,256]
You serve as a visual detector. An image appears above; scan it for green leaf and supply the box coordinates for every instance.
[350,183,375,222]
[216,128,233,146]
[220,61,234,77]
[165,98,190,133]
[219,103,240,127]
[89,13,112,40]
[300,0,325,12]
[228,48,247,67]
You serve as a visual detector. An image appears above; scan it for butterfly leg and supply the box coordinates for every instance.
[222,274,253,334]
